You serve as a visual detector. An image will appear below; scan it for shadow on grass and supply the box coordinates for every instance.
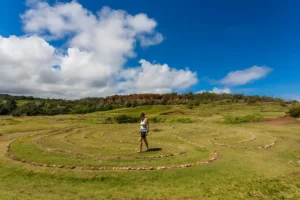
[146,148,162,152]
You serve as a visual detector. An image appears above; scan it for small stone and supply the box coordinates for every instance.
[288,160,294,164]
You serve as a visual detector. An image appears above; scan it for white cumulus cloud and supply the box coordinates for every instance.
[0,0,197,99]
[118,60,198,94]
[220,66,272,86]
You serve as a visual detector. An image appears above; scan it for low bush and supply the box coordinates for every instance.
[223,114,264,124]
[114,115,139,124]
[150,117,165,123]
[104,117,114,124]
[186,103,194,109]
[280,102,288,107]
[289,107,300,118]
[169,118,193,123]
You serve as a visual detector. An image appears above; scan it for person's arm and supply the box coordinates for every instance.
[146,118,150,135]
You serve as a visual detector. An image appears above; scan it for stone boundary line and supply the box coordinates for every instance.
[211,136,277,150]
[5,127,218,171]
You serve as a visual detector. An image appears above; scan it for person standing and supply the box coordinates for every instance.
[138,112,150,153]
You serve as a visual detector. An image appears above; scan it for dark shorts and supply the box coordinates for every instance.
[140,131,147,138]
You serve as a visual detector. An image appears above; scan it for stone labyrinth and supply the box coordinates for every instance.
[5,124,277,171]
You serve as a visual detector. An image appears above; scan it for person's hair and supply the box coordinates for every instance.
[140,112,145,118]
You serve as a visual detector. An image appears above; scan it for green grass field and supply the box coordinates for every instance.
[0,103,299,200]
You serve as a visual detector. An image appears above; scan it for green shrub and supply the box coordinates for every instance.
[169,118,193,123]
[0,103,10,115]
[150,117,165,123]
[151,117,160,123]
[114,115,139,124]
[223,114,264,124]
[186,103,194,109]
[280,101,287,107]
[125,102,132,107]
[12,102,44,116]
[289,107,300,118]
[104,117,114,124]
[176,118,193,123]
[131,101,138,107]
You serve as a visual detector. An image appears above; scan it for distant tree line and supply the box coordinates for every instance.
[0,96,113,116]
[0,93,298,117]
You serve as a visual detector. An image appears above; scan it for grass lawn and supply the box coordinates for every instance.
[0,102,299,199]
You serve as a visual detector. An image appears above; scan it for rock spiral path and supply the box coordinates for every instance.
[4,124,277,171]
[5,126,216,171]
[210,129,277,150]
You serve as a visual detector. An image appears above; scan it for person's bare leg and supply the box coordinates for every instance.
[143,137,149,151]
[138,137,142,152]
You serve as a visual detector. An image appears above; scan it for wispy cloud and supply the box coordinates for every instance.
[219,66,272,86]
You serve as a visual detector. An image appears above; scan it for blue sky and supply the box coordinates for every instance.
[0,0,299,100]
